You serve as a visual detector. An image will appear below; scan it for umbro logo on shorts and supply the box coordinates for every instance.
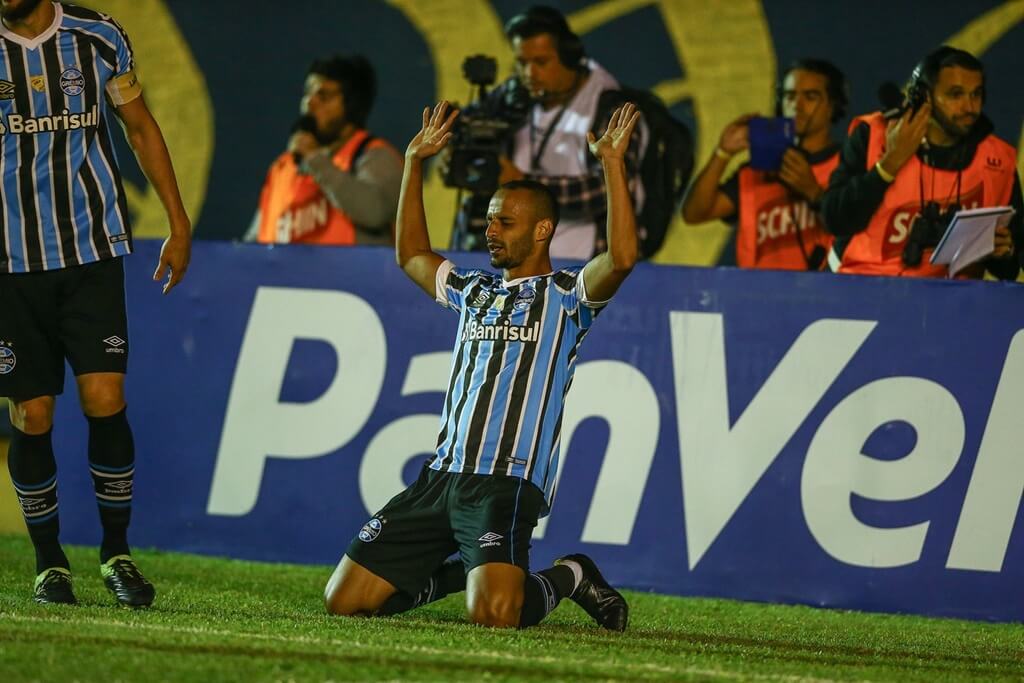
[103,336,126,354]
[478,532,503,548]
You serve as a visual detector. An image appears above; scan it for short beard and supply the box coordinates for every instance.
[932,107,974,142]
[315,118,347,145]
[1,0,45,23]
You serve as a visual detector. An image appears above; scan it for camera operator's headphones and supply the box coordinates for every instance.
[774,58,848,123]
[504,6,587,72]
[906,46,986,110]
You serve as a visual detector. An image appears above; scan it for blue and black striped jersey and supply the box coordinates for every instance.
[0,2,140,274]
[431,260,606,514]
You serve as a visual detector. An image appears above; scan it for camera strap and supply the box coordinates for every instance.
[918,146,963,216]
[787,201,825,271]
[529,105,568,171]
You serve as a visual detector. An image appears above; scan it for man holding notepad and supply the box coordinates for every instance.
[821,46,1022,279]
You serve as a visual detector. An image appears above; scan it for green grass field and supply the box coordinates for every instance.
[0,534,1021,682]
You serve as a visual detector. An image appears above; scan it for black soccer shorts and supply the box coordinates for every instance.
[346,464,545,596]
[0,256,129,399]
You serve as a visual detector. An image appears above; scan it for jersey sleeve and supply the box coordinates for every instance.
[104,19,141,105]
[435,261,481,313]
[554,267,604,330]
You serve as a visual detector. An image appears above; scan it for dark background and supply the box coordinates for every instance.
[116,1,1023,241]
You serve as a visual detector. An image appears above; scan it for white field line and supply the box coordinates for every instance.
[0,611,849,683]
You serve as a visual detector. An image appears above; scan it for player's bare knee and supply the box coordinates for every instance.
[79,389,125,417]
[324,578,370,617]
[77,374,125,417]
[324,591,360,616]
[323,574,360,616]
[9,396,55,434]
[467,592,522,628]
[324,558,393,617]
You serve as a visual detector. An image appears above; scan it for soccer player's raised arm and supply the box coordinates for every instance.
[396,101,459,297]
[582,103,640,302]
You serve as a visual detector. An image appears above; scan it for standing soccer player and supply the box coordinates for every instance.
[0,0,191,606]
[324,100,639,630]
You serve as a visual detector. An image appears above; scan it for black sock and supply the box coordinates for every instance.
[87,408,134,563]
[7,427,68,574]
[519,564,576,628]
[377,557,466,616]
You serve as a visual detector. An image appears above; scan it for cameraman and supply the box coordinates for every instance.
[495,6,645,259]
[248,55,402,245]
[681,59,847,271]
[821,46,1022,278]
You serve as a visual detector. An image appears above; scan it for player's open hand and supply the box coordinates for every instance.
[588,102,640,163]
[407,101,458,161]
[153,231,191,295]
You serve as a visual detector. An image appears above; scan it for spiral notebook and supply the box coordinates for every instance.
[929,206,1016,277]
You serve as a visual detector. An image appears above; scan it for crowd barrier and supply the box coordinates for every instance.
[50,240,1024,622]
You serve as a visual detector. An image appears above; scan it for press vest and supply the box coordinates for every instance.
[839,112,1016,277]
[256,130,388,245]
[736,154,838,270]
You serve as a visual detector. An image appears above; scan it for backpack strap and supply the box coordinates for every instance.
[351,134,377,167]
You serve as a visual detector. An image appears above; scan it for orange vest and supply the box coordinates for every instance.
[737,154,837,270]
[256,130,391,245]
[839,112,1017,277]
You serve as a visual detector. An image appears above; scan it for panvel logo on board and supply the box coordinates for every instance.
[206,286,1024,577]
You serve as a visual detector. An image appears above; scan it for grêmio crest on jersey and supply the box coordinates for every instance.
[0,2,139,274]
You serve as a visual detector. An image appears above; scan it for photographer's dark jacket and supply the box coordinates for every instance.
[821,112,1022,278]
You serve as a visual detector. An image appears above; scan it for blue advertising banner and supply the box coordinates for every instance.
[52,240,1024,622]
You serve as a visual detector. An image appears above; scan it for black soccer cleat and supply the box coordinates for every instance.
[556,553,628,632]
[101,555,155,608]
[33,567,77,605]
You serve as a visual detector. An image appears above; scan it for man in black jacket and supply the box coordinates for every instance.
[821,46,1021,279]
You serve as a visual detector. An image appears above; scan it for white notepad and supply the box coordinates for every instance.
[929,206,1016,277]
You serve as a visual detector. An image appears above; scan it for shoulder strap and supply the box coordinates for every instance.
[351,134,376,167]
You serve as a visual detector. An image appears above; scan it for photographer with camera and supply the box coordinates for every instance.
[248,54,402,246]
[681,59,847,271]
[449,6,644,260]
[821,46,1022,278]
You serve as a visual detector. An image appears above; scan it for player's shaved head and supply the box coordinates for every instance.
[499,179,560,233]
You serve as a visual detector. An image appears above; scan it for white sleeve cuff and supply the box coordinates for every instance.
[577,268,609,308]
[434,259,455,306]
